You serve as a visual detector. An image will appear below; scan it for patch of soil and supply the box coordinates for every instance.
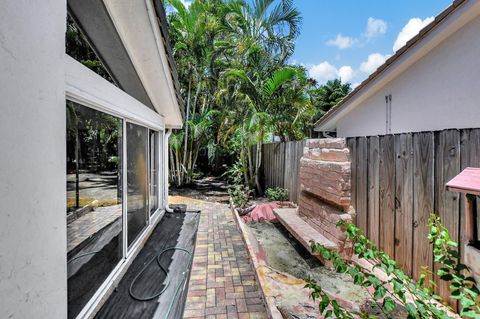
[169,176,230,203]
[247,221,408,318]
[248,221,370,305]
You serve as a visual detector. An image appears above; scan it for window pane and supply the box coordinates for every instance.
[150,130,159,215]
[127,122,148,246]
[66,101,123,319]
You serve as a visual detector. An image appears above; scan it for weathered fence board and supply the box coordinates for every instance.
[347,138,357,224]
[412,132,434,282]
[379,135,395,257]
[394,133,414,276]
[282,140,306,202]
[434,130,461,309]
[367,136,380,245]
[357,137,369,234]
[260,140,303,201]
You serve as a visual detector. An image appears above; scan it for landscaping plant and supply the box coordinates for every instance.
[305,214,480,319]
[228,185,250,209]
[265,187,289,202]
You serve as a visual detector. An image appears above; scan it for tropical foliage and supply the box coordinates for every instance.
[265,187,289,201]
[165,0,351,190]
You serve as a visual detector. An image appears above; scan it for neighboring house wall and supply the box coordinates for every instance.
[336,15,480,138]
[0,1,68,318]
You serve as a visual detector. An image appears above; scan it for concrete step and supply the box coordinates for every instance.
[273,208,338,257]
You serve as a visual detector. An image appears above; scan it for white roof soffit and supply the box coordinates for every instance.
[103,0,183,129]
[68,0,155,110]
[315,0,480,132]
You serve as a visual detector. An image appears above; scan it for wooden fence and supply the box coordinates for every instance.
[348,128,480,304]
[259,140,306,202]
[258,128,480,305]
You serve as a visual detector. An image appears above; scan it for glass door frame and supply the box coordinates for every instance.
[123,122,163,253]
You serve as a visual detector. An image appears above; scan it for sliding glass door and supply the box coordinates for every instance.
[66,101,124,319]
[66,101,163,317]
[126,122,149,247]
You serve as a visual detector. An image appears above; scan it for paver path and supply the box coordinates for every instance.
[67,205,122,252]
[169,196,268,319]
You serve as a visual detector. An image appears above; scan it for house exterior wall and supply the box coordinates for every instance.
[336,15,480,138]
[0,0,68,318]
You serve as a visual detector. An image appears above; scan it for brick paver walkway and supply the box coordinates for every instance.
[67,205,122,252]
[169,196,268,319]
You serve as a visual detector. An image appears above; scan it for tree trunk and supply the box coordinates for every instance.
[192,143,201,176]
[254,130,264,195]
[181,80,192,185]
[240,128,249,186]
[175,148,182,187]
[169,147,176,185]
[247,143,254,188]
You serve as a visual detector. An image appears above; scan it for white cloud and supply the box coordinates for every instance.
[338,66,354,82]
[327,34,356,49]
[180,0,192,7]
[308,62,354,84]
[393,17,434,51]
[360,53,391,74]
[365,17,387,39]
[309,62,338,82]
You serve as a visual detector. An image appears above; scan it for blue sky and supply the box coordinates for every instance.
[290,0,453,86]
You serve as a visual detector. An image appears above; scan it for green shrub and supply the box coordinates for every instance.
[265,187,289,201]
[228,184,249,208]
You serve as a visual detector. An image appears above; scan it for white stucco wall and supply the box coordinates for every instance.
[0,1,67,318]
[336,15,480,138]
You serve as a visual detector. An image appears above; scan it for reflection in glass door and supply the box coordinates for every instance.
[66,101,123,319]
[126,122,149,247]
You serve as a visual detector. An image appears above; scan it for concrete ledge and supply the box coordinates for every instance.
[273,208,337,256]
[230,200,284,319]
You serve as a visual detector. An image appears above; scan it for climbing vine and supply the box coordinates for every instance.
[305,214,480,318]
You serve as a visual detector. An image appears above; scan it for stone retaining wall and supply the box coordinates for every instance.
[298,138,355,255]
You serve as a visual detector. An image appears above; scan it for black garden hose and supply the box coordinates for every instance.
[128,247,193,318]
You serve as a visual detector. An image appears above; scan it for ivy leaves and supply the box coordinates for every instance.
[305,215,480,318]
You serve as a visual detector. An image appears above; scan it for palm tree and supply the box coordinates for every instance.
[166,0,221,185]
[223,0,302,62]
[221,64,298,193]
[268,65,315,141]
[311,79,351,122]
[165,0,304,189]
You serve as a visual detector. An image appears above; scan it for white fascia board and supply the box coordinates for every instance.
[102,0,183,129]
[315,0,480,132]
[65,55,165,131]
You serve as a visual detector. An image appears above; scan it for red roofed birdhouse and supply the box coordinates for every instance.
[446,167,480,285]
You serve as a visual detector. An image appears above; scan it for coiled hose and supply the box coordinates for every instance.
[128,247,193,319]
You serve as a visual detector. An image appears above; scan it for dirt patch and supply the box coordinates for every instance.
[246,221,410,318]
[170,177,230,203]
[248,222,370,307]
